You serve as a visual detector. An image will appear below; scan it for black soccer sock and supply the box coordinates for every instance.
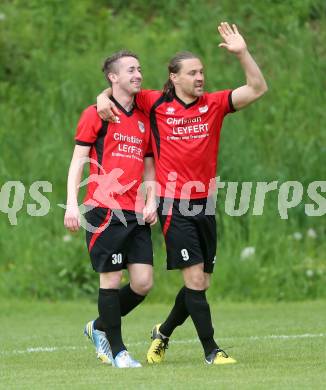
[159,286,189,337]
[184,287,218,357]
[119,283,146,316]
[97,288,126,358]
[94,284,146,330]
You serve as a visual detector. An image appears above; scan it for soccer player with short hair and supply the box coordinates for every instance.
[64,50,157,368]
[97,23,268,365]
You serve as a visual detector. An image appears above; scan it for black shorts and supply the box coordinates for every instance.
[84,207,153,273]
[157,197,217,273]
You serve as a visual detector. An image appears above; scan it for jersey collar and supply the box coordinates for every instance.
[110,96,135,117]
[173,90,199,109]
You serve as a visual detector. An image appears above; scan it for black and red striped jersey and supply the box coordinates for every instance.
[75,97,152,212]
[135,89,235,199]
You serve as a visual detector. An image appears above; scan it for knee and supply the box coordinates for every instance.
[100,271,122,289]
[131,275,153,295]
[186,273,206,290]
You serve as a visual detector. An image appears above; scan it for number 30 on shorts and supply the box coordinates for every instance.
[181,249,189,261]
[112,253,122,264]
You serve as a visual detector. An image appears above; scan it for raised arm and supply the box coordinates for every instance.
[97,87,120,122]
[64,145,91,232]
[218,22,268,110]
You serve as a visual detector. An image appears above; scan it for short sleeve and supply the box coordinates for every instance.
[135,90,162,116]
[210,90,235,116]
[75,105,103,146]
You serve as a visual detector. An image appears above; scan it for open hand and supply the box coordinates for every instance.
[217,22,247,55]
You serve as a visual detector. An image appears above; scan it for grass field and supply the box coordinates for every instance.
[1,300,325,389]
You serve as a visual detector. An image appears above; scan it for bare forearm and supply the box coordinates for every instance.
[66,162,84,206]
[101,87,112,97]
[142,157,157,225]
[237,49,267,93]
[66,146,90,206]
[143,158,156,202]
[231,49,268,109]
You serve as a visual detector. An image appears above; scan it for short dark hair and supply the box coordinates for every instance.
[163,51,201,97]
[102,50,139,85]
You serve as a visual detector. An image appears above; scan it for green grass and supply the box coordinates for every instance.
[1,300,325,389]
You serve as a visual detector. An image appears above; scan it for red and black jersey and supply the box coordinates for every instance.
[135,89,235,199]
[75,97,152,212]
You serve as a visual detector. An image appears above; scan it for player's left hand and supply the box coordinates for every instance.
[143,201,157,226]
[217,22,247,55]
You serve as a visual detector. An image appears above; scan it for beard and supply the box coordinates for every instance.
[191,84,204,97]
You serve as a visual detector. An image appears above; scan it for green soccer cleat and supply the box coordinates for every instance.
[146,324,169,364]
[205,348,237,365]
[84,320,113,365]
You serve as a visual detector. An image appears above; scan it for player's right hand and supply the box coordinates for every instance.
[64,205,81,232]
[97,93,120,122]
